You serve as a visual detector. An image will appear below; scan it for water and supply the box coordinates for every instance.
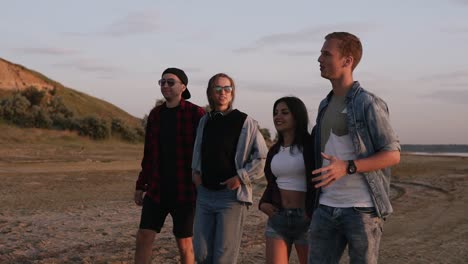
[406,152,468,157]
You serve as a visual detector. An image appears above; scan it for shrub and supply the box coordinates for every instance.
[51,113,79,130]
[49,87,57,96]
[21,86,46,106]
[141,114,148,130]
[78,116,110,140]
[48,96,74,118]
[111,118,142,142]
[259,127,271,142]
[0,94,34,127]
[31,105,52,128]
[135,126,145,139]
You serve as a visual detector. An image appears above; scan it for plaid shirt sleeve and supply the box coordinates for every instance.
[135,107,160,191]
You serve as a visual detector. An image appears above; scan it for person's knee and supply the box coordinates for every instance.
[177,237,193,252]
[136,229,156,244]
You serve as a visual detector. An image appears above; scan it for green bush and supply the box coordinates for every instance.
[31,105,52,128]
[48,96,74,118]
[111,118,142,142]
[0,89,142,143]
[0,94,34,127]
[141,114,148,130]
[21,86,46,106]
[78,116,110,140]
[259,127,271,142]
[50,113,79,130]
[135,126,145,139]
[49,87,57,96]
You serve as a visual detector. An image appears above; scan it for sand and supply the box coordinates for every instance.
[1,142,467,263]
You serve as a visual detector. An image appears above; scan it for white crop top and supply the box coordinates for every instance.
[270,146,306,192]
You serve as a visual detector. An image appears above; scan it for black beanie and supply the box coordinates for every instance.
[162,68,191,99]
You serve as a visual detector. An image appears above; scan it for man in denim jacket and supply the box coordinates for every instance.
[308,32,400,264]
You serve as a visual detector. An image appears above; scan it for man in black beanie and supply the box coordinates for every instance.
[134,67,205,264]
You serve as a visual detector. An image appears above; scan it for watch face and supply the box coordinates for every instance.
[348,161,357,174]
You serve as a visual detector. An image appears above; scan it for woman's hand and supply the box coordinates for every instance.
[221,176,241,190]
[260,203,278,217]
[193,172,202,187]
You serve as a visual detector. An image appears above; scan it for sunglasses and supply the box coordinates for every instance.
[158,78,181,87]
[214,86,233,93]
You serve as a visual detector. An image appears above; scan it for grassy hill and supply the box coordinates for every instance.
[0,57,143,141]
[53,85,141,128]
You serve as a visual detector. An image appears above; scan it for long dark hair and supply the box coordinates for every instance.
[273,96,309,151]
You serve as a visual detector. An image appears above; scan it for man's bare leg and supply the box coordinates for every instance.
[135,229,156,264]
[176,237,194,264]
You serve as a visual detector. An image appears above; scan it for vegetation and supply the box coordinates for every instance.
[0,86,144,141]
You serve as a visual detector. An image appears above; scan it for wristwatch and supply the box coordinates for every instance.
[347,160,357,174]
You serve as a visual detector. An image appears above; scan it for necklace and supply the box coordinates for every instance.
[280,145,290,152]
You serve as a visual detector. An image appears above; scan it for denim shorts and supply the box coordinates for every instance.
[265,208,310,246]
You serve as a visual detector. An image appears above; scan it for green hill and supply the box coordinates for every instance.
[0,57,143,141]
[53,85,141,128]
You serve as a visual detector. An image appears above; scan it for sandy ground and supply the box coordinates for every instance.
[0,142,467,263]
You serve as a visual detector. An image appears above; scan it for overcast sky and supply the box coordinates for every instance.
[1,0,467,144]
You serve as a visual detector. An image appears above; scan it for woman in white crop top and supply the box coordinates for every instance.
[259,96,317,264]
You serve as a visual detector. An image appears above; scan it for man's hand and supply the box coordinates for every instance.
[193,172,202,187]
[260,203,278,217]
[134,190,145,206]
[312,152,348,188]
[221,176,241,190]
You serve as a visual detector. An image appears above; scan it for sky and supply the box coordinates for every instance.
[1,0,467,144]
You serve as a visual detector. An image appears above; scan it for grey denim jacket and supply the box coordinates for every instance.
[192,112,268,205]
[314,81,400,218]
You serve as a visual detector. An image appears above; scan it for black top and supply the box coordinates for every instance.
[159,105,178,205]
[201,110,247,190]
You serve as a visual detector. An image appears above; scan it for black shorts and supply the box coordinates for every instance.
[139,195,195,238]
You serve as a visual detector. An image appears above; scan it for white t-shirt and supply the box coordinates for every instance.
[271,146,307,192]
[319,95,374,207]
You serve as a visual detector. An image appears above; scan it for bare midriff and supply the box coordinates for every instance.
[280,189,306,209]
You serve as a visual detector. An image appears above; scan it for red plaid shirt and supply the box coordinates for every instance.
[136,99,205,205]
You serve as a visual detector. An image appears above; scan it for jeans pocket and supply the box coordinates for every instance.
[353,207,378,217]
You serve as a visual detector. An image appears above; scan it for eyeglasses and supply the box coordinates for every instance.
[158,78,181,87]
[214,86,233,93]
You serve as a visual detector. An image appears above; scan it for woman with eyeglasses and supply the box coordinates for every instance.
[191,73,268,264]
[259,96,317,264]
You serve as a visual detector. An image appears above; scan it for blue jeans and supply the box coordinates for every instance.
[193,185,247,264]
[308,205,383,264]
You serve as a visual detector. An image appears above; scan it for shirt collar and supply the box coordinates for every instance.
[325,81,361,102]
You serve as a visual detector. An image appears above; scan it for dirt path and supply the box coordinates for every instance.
[0,153,467,263]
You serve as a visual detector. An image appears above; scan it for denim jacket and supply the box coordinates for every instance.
[314,81,400,218]
[192,111,268,205]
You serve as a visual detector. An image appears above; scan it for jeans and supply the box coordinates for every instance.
[308,205,383,264]
[265,208,310,246]
[193,185,247,264]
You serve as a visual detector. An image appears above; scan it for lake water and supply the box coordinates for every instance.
[406,152,468,157]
